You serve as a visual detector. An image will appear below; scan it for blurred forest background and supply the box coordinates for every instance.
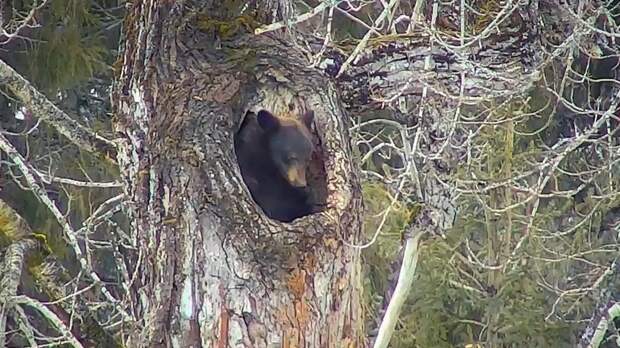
[1,0,619,347]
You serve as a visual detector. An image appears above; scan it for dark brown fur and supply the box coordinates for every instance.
[234,109,315,222]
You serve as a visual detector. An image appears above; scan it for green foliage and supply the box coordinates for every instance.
[360,83,619,346]
[398,241,472,348]
[360,182,410,334]
[0,202,23,246]
[24,0,112,91]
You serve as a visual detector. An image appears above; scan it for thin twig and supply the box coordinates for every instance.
[255,1,330,35]
[0,59,117,158]
[0,132,132,323]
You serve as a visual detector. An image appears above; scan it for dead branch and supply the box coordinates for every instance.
[0,131,131,323]
[0,59,117,159]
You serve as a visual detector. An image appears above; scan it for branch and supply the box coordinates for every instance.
[372,227,425,348]
[32,258,124,347]
[336,0,400,78]
[0,0,49,45]
[0,201,122,347]
[12,296,84,348]
[35,169,123,188]
[0,58,117,159]
[0,132,132,323]
[579,301,620,348]
[254,1,329,35]
[578,259,620,348]
[0,200,37,348]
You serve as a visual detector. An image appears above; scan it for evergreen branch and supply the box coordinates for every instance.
[0,59,117,160]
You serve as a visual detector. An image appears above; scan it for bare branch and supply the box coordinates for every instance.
[0,132,132,323]
[0,59,117,159]
[35,170,123,188]
[372,227,425,348]
[0,201,37,348]
[255,1,330,35]
[0,0,50,45]
[12,296,84,348]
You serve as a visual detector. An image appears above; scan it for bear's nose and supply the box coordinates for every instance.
[287,165,307,187]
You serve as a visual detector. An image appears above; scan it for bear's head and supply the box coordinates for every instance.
[257,109,314,188]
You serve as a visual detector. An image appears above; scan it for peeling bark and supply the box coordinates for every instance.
[113,3,364,347]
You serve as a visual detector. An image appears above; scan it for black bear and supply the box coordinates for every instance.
[234,109,315,222]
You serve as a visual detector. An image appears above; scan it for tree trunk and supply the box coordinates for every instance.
[112,3,364,347]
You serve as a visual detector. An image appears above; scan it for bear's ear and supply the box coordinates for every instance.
[302,110,314,129]
[257,110,280,132]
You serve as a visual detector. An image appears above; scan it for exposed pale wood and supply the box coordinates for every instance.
[113,3,364,347]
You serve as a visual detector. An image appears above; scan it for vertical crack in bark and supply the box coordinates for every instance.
[114,3,363,345]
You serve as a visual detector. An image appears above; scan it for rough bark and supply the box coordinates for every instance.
[306,2,543,245]
[113,3,363,347]
[111,1,548,346]
[0,201,36,348]
[1,0,615,345]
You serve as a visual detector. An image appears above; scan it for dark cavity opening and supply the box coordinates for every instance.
[234,109,327,222]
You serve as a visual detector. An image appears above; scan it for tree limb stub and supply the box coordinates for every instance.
[0,58,117,160]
